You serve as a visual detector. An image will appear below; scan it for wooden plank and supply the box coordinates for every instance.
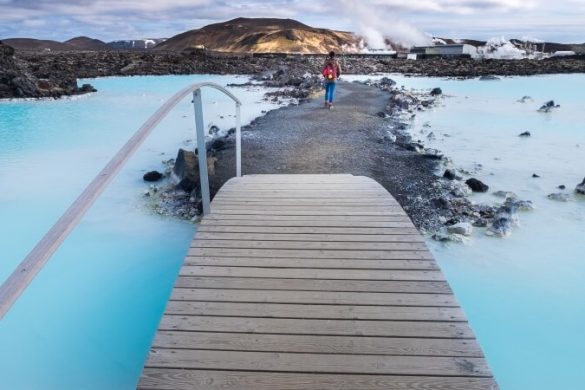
[144,349,490,376]
[192,240,428,251]
[152,331,480,356]
[138,369,499,390]
[194,232,424,243]
[197,225,420,235]
[209,210,405,216]
[204,214,411,222]
[169,289,458,306]
[157,316,474,338]
[179,266,445,281]
[164,301,465,321]
[188,248,434,260]
[174,277,452,294]
[200,219,415,228]
[184,257,438,270]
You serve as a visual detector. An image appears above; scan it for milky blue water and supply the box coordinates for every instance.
[2,73,584,390]
[351,74,585,389]
[0,75,283,389]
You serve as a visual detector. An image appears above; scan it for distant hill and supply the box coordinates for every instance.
[108,39,166,50]
[2,38,75,52]
[154,17,359,53]
[65,36,110,51]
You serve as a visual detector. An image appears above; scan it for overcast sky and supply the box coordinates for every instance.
[1,0,584,44]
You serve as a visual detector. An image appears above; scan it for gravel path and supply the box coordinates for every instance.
[210,81,442,232]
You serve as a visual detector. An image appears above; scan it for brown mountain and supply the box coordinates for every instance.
[155,17,359,53]
[65,36,110,51]
[2,38,75,51]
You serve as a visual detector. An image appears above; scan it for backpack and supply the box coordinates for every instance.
[322,62,337,81]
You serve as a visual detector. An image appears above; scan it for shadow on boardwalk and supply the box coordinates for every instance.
[212,81,441,232]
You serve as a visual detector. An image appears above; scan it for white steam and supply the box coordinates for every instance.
[337,0,431,48]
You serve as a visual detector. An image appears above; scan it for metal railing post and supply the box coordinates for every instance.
[193,90,211,216]
[236,102,242,177]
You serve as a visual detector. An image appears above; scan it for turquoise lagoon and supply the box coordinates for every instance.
[0,75,283,389]
[354,74,585,389]
[1,73,584,389]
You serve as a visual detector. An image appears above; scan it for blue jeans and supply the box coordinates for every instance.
[324,81,336,103]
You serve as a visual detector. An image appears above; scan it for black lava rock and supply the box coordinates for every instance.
[143,170,163,182]
[210,138,226,151]
[519,131,531,137]
[558,185,566,190]
[443,169,457,180]
[466,178,489,192]
[532,173,540,178]
[430,87,442,96]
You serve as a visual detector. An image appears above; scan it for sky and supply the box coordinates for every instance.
[1,0,584,44]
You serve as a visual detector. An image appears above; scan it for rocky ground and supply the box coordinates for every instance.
[4,47,585,99]
[0,42,96,99]
[144,76,585,240]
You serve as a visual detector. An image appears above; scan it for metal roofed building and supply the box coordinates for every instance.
[410,44,477,58]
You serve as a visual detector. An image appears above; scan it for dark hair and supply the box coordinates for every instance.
[328,51,335,58]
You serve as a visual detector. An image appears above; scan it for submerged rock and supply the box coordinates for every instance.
[479,75,500,81]
[447,222,473,236]
[517,96,533,103]
[486,217,513,237]
[548,193,570,202]
[493,190,518,199]
[432,231,470,244]
[466,178,489,192]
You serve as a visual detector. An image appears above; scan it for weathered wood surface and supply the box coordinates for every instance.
[138,174,498,390]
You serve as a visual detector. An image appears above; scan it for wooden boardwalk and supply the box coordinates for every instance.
[138,174,498,390]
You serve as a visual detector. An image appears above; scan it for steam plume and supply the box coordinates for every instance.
[337,0,431,48]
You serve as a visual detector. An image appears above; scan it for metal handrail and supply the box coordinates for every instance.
[0,82,241,319]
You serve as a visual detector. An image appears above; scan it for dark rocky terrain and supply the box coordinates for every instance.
[4,45,585,99]
[0,41,96,99]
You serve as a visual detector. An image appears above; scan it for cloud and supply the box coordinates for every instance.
[0,0,583,43]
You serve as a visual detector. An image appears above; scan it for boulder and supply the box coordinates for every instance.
[518,131,531,137]
[143,170,163,182]
[532,173,540,178]
[576,178,585,195]
[447,222,473,236]
[558,185,566,190]
[466,178,489,192]
[172,149,200,193]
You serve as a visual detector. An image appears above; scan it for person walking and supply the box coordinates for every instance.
[322,51,342,109]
